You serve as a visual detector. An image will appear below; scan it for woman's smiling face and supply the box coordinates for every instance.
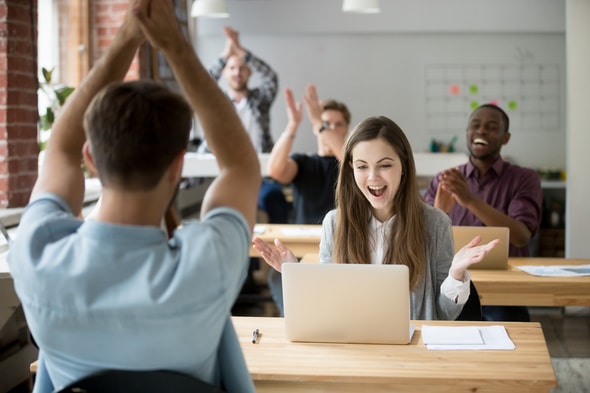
[351,137,403,222]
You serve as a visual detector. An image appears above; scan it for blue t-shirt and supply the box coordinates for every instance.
[8,193,251,391]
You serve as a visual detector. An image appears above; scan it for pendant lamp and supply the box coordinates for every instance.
[191,0,229,18]
[342,0,380,14]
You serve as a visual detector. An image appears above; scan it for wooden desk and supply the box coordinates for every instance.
[300,255,590,307]
[31,317,555,392]
[251,224,321,258]
[470,257,590,306]
[235,316,555,392]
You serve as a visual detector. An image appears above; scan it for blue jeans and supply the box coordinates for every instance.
[258,179,289,224]
[482,306,530,322]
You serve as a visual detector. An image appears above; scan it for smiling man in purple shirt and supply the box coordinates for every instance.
[424,104,543,322]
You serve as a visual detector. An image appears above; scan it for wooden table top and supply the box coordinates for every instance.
[31,316,556,392]
[251,224,321,257]
[234,316,556,393]
[300,255,590,307]
[470,257,590,306]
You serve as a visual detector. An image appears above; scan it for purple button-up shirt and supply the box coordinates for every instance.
[424,157,543,257]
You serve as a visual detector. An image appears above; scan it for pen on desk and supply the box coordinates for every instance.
[252,328,260,344]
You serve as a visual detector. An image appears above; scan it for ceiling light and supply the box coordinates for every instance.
[342,0,380,14]
[191,0,229,18]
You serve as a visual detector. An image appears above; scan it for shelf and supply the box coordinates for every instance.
[541,180,566,189]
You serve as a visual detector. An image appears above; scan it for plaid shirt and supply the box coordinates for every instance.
[209,51,278,153]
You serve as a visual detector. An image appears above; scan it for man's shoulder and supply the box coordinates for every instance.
[500,161,541,183]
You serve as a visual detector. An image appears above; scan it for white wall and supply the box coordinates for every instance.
[565,0,590,258]
[192,0,566,171]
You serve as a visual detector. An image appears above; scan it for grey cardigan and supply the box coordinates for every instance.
[319,203,463,320]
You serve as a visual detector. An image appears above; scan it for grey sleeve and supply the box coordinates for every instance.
[319,210,337,263]
[426,206,463,320]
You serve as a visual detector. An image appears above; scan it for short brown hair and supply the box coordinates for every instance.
[322,100,351,126]
[84,80,192,191]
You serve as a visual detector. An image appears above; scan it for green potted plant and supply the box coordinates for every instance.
[38,67,74,151]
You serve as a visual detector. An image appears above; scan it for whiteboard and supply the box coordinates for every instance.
[195,32,566,171]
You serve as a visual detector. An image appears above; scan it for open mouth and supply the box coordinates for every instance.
[473,138,488,146]
[368,186,386,197]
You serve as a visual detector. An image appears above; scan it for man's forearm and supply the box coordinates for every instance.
[464,198,532,247]
[49,23,143,159]
[267,122,298,182]
[33,18,144,213]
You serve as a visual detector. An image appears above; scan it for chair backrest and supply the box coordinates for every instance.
[55,369,224,393]
[455,281,482,321]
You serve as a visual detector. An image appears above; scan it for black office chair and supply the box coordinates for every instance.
[455,281,482,321]
[55,369,224,393]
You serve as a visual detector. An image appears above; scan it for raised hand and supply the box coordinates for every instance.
[438,168,475,208]
[221,26,245,59]
[449,235,500,280]
[285,88,303,128]
[434,181,455,213]
[302,84,323,133]
[252,237,298,272]
[133,0,184,51]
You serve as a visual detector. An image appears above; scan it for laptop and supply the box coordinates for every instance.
[281,263,413,344]
[451,226,510,270]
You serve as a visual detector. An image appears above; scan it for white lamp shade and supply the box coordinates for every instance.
[342,0,380,13]
[191,0,229,18]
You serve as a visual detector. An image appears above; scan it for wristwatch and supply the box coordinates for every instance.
[318,122,329,133]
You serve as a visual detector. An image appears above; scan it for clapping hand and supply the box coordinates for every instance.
[252,237,298,272]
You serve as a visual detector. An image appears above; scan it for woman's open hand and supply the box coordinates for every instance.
[252,237,297,272]
[450,235,500,281]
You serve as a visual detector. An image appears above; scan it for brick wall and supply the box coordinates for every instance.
[0,0,38,208]
[92,0,140,80]
[0,0,145,209]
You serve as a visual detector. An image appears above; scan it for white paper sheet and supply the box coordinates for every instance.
[516,264,590,277]
[422,325,484,345]
[253,225,266,235]
[421,325,516,350]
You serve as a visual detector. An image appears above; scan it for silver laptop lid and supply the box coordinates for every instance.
[282,263,411,344]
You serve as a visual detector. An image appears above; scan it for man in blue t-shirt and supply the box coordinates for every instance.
[8,2,260,392]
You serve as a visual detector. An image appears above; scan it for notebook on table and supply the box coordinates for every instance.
[451,226,510,270]
[281,263,413,344]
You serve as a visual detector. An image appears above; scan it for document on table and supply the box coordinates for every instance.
[253,225,266,235]
[421,325,516,350]
[516,264,590,277]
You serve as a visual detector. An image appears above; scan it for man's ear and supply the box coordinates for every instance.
[503,132,511,145]
[167,150,185,184]
[82,142,98,176]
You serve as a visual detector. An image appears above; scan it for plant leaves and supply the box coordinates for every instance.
[55,87,75,106]
[39,108,55,130]
[42,67,54,83]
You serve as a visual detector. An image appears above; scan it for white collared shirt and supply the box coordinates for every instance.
[368,214,471,304]
[233,97,262,153]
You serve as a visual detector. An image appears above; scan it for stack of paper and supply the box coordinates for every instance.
[421,325,516,350]
[516,265,590,277]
